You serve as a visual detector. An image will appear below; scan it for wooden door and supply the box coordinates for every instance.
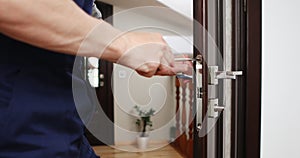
[171,0,246,157]
[85,1,114,146]
[171,0,262,157]
[231,0,262,157]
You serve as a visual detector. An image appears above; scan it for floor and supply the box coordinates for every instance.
[93,144,184,158]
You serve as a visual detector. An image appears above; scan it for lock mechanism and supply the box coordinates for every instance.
[209,66,243,85]
[208,98,225,118]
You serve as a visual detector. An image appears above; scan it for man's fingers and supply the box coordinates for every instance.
[155,55,175,75]
[161,45,175,67]
[172,62,192,75]
[156,67,175,76]
[136,62,160,78]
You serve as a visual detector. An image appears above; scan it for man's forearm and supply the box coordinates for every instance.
[0,0,123,61]
[0,0,184,77]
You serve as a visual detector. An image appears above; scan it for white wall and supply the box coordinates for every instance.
[156,0,193,18]
[112,6,193,145]
[99,0,193,19]
[262,0,300,157]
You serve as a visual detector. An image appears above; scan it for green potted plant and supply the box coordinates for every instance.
[133,105,155,149]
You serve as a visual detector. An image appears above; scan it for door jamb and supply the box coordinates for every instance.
[232,0,262,157]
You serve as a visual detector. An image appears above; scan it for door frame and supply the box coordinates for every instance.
[85,1,115,146]
[231,0,262,157]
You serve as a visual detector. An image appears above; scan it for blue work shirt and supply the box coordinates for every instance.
[0,0,99,157]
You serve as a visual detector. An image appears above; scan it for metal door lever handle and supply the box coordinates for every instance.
[174,58,197,62]
[175,55,203,80]
[174,55,203,62]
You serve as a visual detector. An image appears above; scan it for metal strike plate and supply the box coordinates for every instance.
[196,97,203,131]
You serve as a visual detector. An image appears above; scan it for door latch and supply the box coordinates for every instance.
[216,71,243,79]
[209,66,243,85]
[208,98,225,118]
[196,98,225,131]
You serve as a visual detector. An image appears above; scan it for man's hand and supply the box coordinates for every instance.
[110,32,188,78]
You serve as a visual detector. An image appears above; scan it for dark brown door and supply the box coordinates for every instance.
[85,1,114,146]
[231,0,262,157]
[193,0,262,157]
[193,0,225,157]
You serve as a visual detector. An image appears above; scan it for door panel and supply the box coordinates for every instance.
[84,1,114,146]
[232,0,262,157]
[193,0,242,158]
[193,0,208,157]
